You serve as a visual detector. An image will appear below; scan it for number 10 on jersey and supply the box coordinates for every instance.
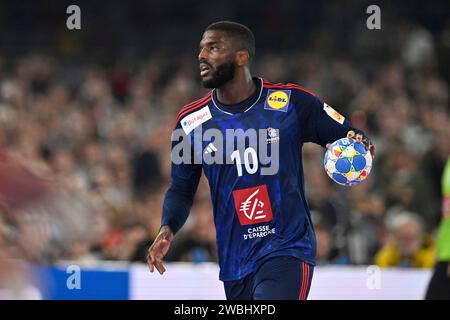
[231,147,259,176]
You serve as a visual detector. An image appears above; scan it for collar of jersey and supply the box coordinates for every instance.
[211,77,264,115]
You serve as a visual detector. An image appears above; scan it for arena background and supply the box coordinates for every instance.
[0,0,449,299]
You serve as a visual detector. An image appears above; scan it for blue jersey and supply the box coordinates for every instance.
[162,77,363,281]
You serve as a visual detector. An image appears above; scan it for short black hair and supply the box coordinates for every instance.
[205,21,255,61]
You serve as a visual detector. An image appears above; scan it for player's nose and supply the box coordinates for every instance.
[198,47,208,62]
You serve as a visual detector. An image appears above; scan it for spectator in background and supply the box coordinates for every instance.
[311,211,349,265]
[164,200,217,263]
[305,165,340,229]
[344,181,386,265]
[380,146,437,232]
[375,212,435,268]
[116,221,149,261]
[314,222,333,265]
[132,149,163,199]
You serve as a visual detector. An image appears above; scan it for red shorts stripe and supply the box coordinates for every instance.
[299,262,306,300]
[299,262,311,300]
[304,264,310,300]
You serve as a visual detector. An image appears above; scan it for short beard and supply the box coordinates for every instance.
[202,60,235,89]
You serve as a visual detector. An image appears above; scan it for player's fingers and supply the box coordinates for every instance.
[356,133,363,142]
[326,143,330,149]
[147,252,155,273]
[155,259,166,275]
[346,130,355,139]
[361,137,375,159]
[148,243,161,272]
[370,144,376,159]
[149,261,154,273]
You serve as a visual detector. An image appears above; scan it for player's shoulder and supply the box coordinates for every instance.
[262,78,317,100]
[261,79,321,113]
[172,91,212,130]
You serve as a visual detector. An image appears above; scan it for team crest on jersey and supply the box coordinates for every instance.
[264,90,291,112]
[323,102,345,124]
[266,127,280,144]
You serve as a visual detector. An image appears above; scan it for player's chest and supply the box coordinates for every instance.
[200,104,297,141]
[188,104,298,168]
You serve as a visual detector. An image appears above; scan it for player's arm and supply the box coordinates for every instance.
[297,93,375,156]
[147,125,202,275]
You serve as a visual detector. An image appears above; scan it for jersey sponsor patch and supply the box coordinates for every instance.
[264,90,291,112]
[323,102,345,124]
[232,184,273,225]
[180,105,212,134]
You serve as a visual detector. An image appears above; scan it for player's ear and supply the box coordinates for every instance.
[235,50,249,67]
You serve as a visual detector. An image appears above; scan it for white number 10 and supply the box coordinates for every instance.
[230,147,258,176]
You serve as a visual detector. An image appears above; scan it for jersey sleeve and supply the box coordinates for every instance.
[296,92,367,147]
[161,122,202,235]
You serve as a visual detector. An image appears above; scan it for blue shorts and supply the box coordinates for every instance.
[223,255,314,300]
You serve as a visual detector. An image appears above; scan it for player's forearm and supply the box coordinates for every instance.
[161,178,198,235]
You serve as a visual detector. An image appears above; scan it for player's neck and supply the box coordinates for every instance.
[215,72,256,105]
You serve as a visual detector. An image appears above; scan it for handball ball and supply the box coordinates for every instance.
[324,137,373,186]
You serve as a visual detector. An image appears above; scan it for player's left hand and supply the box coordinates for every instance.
[326,130,375,159]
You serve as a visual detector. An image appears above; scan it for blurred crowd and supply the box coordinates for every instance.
[0,1,449,275]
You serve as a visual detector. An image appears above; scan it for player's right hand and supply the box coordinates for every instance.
[147,225,173,275]
[326,130,376,159]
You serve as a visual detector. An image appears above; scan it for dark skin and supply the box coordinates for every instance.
[147,30,375,275]
[147,30,257,275]
[147,225,173,274]
[199,30,256,104]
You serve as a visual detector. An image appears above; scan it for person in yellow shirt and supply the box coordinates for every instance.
[376,212,435,268]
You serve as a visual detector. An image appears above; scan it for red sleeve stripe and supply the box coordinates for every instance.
[180,92,212,112]
[175,94,211,123]
[263,82,317,97]
[172,93,212,129]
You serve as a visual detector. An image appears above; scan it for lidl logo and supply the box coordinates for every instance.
[264,90,290,112]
